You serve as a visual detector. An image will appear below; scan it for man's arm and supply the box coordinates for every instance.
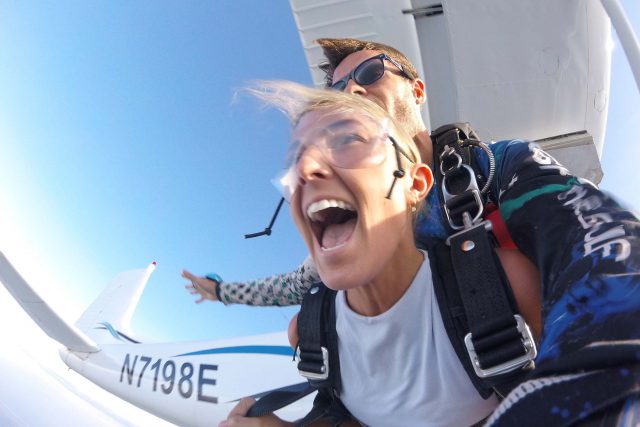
[487,139,640,424]
[492,140,640,361]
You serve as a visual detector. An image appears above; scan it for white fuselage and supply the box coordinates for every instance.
[60,332,309,426]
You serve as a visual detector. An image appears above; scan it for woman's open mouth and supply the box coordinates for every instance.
[306,199,358,251]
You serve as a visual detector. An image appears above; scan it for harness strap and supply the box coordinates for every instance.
[247,284,349,422]
[428,241,495,398]
[293,284,348,422]
[246,381,352,425]
[294,388,352,427]
[431,123,536,393]
[449,223,536,379]
[296,283,341,391]
[246,383,316,417]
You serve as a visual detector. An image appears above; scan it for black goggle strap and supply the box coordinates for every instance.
[244,197,285,239]
[385,136,413,199]
[246,136,413,237]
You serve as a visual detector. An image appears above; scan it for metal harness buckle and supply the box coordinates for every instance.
[464,315,537,378]
[442,164,484,230]
[297,346,330,381]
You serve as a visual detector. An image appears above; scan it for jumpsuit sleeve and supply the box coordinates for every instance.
[217,256,318,306]
[487,140,640,426]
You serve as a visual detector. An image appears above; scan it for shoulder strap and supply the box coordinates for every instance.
[428,240,495,398]
[430,124,536,397]
[296,282,341,392]
[431,122,488,232]
[247,282,352,425]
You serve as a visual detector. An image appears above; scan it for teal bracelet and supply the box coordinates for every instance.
[205,273,223,301]
[205,273,223,283]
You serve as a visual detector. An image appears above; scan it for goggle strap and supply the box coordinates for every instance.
[385,137,407,199]
[244,197,286,239]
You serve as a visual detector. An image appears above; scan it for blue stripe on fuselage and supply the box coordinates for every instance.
[174,345,294,358]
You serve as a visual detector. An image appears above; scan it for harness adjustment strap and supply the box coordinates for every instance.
[246,284,346,422]
[296,284,341,390]
[464,315,536,377]
[298,347,329,380]
[449,224,537,378]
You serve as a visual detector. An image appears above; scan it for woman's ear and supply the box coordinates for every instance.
[412,79,426,106]
[409,163,433,204]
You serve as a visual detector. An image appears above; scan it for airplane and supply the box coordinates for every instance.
[0,252,312,426]
[0,0,638,426]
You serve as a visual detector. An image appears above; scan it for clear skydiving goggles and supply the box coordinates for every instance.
[245,115,414,238]
[273,116,407,202]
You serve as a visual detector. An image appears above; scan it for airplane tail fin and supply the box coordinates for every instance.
[0,250,99,353]
[75,261,156,344]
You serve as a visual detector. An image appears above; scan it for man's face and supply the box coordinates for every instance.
[331,50,421,137]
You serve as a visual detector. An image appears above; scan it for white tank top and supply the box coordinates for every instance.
[335,251,499,426]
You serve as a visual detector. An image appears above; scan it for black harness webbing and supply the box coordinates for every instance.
[428,240,494,398]
[430,124,536,386]
[450,225,524,367]
[245,383,315,417]
[436,236,532,393]
[295,283,341,390]
[247,284,351,426]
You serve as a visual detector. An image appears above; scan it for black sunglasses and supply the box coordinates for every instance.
[330,53,412,91]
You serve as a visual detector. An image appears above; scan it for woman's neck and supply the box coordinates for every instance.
[345,242,424,317]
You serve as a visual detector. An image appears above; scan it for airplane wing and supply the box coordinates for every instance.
[0,250,99,353]
[289,0,614,183]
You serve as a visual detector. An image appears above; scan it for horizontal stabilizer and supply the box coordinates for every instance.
[0,250,99,353]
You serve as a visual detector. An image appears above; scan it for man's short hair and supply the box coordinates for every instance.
[316,38,419,87]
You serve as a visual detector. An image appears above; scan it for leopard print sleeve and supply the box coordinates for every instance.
[217,256,318,306]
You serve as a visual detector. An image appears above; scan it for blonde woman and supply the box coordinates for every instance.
[221,82,500,426]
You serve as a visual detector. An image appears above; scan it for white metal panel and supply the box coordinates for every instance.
[537,132,603,183]
[411,0,610,181]
[415,0,612,153]
[409,1,456,129]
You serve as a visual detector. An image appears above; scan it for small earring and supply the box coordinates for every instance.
[411,205,417,213]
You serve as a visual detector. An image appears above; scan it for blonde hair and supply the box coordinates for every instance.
[246,80,420,163]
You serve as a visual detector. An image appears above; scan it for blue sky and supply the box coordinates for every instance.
[0,0,638,348]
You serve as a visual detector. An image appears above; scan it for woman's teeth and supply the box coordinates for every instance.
[307,199,355,222]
